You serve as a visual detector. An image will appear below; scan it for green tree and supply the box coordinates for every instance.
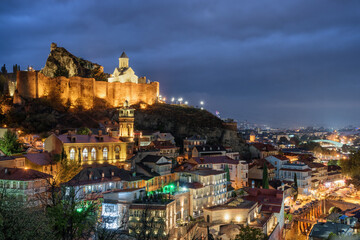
[1,64,7,74]
[262,163,269,189]
[0,75,7,96]
[235,225,266,240]
[12,64,20,73]
[293,173,298,201]
[0,129,22,155]
[77,127,91,135]
[225,164,231,182]
[340,150,360,190]
[0,191,55,240]
[46,186,98,240]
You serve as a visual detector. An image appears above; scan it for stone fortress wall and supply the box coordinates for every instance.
[14,71,159,109]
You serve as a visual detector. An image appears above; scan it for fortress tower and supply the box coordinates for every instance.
[119,100,134,142]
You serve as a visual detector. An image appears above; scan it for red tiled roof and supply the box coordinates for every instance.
[56,134,122,144]
[261,205,281,213]
[0,168,52,181]
[279,168,311,172]
[24,152,54,166]
[252,159,275,169]
[251,143,276,152]
[192,156,240,165]
[243,188,283,213]
[151,141,177,149]
[270,155,289,161]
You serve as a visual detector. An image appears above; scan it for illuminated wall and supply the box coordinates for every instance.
[15,71,159,109]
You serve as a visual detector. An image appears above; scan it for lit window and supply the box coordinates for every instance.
[103,147,108,160]
[82,148,88,161]
[70,148,75,161]
[91,148,96,160]
[115,146,120,159]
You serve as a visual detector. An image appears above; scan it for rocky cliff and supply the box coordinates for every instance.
[41,43,108,81]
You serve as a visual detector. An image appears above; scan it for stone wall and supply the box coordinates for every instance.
[14,71,159,108]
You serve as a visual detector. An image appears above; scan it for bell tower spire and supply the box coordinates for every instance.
[118,100,134,142]
[119,52,129,68]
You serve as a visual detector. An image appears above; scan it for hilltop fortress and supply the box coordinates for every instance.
[12,43,159,109]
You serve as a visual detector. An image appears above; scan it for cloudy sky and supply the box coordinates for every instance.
[1,0,360,128]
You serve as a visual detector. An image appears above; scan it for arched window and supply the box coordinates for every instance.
[115,146,120,160]
[91,148,96,160]
[82,148,88,161]
[69,148,75,161]
[103,147,108,160]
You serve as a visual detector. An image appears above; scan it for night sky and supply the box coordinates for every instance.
[1,0,360,128]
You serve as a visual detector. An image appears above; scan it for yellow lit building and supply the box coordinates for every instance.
[44,132,131,169]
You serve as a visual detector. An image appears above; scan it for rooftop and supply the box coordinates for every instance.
[309,222,352,239]
[185,168,225,176]
[192,156,240,165]
[251,143,276,152]
[0,168,52,181]
[56,134,122,144]
[205,198,257,210]
[194,145,226,152]
[24,152,54,166]
[65,163,143,186]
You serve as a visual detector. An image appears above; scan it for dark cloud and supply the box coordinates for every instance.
[1,0,360,128]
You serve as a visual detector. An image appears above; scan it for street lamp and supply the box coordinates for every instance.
[171,97,175,103]
[185,101,188,105]
[178,98,183,104]
[200,101,204,110]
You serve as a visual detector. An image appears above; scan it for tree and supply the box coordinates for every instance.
[262,163,269,189]
[46,186,98,240]
[0,75,7,96]
[293,173,298,201]
[235,225,266,240]
[1,64,7,74]
[225,164,231,182]
[77,127,91,135]
[0,129,22,155]
[12,64,20,73]
[0,190,55,240]
[340,150,360,190]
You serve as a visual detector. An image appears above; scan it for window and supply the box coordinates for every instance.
[82,148,88,161]
[103,147,108,160]
[91,148,96,160]
[115,146,120,159]
[70,148,75,161]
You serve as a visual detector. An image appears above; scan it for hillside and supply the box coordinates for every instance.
[1,98,248,155]
[135,103,248,154]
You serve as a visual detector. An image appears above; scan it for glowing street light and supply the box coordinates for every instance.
[171,97,175,103]
[200,101,204,105]
[185,101,188,105]
[178,97,183,104]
